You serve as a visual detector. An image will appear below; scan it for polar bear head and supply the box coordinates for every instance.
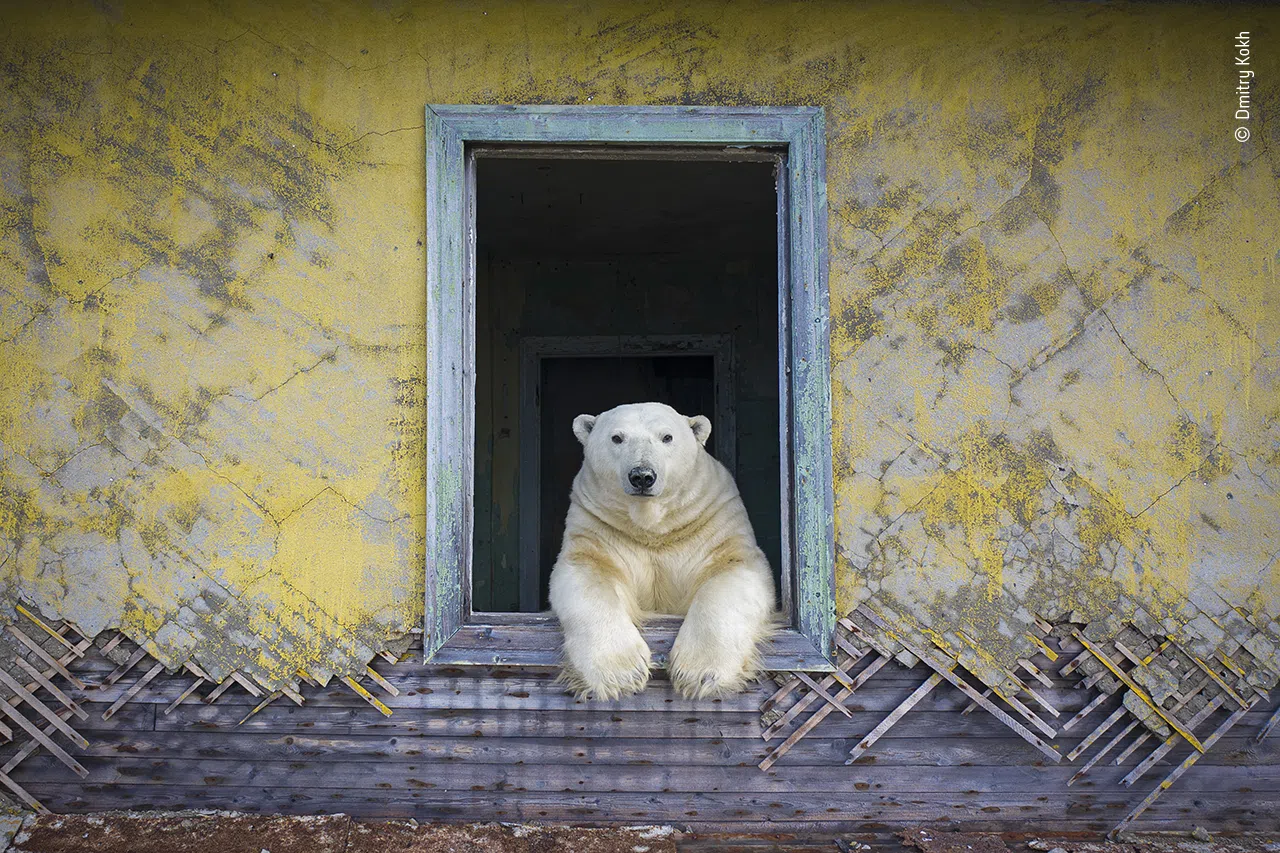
[573,402,711,500]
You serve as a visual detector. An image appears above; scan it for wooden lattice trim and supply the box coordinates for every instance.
[103,661,164,721]
[758,652,889,772]
[0,623,97,807]
[853,605,1062,761]
[0,668,88,750]
[0,606,415,816]
[845,672,941,764]
[12,657,85,720]
[1073,629,1207,752]
[1257,702,1280,743]
[1109,698,1260,838]
[1068,719,1140,785]
[756,601,1280,836]
[1120,696,1225,787]
[6,626,84,690]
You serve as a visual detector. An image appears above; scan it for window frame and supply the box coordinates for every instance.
[425,104,834,672]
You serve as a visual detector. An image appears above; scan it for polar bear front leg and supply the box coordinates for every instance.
[670,555,775,699]
[549,558,651,700]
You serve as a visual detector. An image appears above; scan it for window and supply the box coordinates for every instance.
[426,105,834,672]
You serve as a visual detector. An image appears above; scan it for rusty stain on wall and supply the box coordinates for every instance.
[0,1,1277,700]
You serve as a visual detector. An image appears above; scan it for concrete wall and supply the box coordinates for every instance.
[1,0,1277,692]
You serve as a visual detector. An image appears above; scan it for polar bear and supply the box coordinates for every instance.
[548,402,777,700]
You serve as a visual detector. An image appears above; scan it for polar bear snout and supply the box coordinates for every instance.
[627,465,657,494]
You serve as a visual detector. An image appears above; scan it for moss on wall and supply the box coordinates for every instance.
[0,0,1276,687]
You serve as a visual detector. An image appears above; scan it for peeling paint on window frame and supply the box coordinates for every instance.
[424,105,834,672]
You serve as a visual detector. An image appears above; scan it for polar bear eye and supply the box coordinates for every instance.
[611,434,624,444]
[662,434,673,443]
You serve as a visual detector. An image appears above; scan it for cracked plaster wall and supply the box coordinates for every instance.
[0,0,1277,689]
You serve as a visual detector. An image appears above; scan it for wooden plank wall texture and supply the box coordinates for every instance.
[7,638,1278,833]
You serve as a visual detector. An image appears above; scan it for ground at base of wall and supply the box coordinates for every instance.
[3,815,1279,853]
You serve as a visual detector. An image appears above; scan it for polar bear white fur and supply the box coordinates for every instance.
[548,402,777,700]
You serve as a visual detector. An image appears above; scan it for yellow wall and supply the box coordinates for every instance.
[0,0,1277,689]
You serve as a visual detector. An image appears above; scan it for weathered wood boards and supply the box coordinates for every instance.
[3,621,1278,833]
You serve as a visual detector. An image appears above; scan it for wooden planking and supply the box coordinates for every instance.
[23,785,1280,831]
[82,670,1114,714]
[18,754,1280,795]
[1111,699,1261,837]
[150,699,1279,739]
[6,637,1276,834]
[57,729,1280,768]
[428,623,833,671]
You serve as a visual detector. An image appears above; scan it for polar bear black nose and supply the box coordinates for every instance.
[628,466,656,490]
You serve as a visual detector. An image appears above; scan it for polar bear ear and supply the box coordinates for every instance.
[688,415,711,447]
[572,414,597,446]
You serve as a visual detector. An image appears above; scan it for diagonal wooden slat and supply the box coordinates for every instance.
[1256,702,1280,743]
[0,767,47,812]
[1028,633,1058,662]
[845,672,941,765]
[758,654,889,771]
[1070,719,1140,785]
[103,661,164,721]
[1066,704,1126,762]
[793,671,853,718]
[13,656,87,720]
[1059,649,1090,678]
[230,671,264,698]
[1018,658,1054,688]
[1109,698,1259,838]
[0,699,88,778]
[855,606,1061,762]
[342,675,392,717]
[204,678,238,704]
[103,646,149,686]
[15,605,82,658]
[163,677,205,716]
[0,667,88,748]
[1121,695,1224,787]
[1073,630,1205,752]
[237,691,281,725]
[1061,692,1110,733]
[7,626,85,690]
[365,666,400,698]
[760,674,802,715]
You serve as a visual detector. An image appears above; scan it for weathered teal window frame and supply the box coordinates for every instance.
[425,105,834,672]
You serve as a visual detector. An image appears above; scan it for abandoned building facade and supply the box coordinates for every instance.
[0,0,1278,834]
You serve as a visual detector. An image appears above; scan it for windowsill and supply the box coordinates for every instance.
[431,614,834,671]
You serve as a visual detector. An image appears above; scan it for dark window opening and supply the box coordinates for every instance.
[472,155,781,613]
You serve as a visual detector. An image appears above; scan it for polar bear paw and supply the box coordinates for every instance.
[558,627,652,701]
[669,644,759,699]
